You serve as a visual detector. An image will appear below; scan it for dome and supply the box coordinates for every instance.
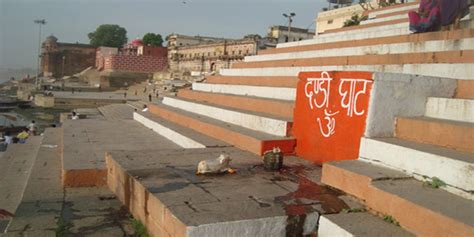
[45,35,58,43]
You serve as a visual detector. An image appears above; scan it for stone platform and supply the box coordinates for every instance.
[61,119,180,187]
[106,147,351,237]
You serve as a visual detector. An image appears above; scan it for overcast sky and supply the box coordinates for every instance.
[0,0,327,69]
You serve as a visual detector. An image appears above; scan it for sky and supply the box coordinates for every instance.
[0,0,327,69]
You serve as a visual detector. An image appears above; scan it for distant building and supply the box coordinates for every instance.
[41,35,96,78]
[95,39,168,73]
[266,25,315,44]
[167,34,257,73]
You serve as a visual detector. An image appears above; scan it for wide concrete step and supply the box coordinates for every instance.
[362,13,407,25]
[192,82,296,101]
[233,50,474,69]
[107,148,340,237]
[324,18,408,35]
[456,80,474,99]
[425,97,474,123]
[318,212,414,237]
[259,28,474,55]
[163,97,292,137]
[0,136,42,233]
[133,111,229,149]
[205,75,298,88]
[177,89,294,119]
[246,38,474,63]
[98,103,134,120]
[4,129,62,235]
[148,102,296,155]
[366,2,419,19]
[395,116,474,153]
[322,160,474,237]
[221,63,474,80]
[359,137,474,196]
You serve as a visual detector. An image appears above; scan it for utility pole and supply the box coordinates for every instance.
[283,12,296,42]
[34,19,46,89]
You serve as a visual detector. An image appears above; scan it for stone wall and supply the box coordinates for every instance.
[102,55,167,73]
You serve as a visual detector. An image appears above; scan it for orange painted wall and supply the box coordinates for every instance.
[293,71,373,163]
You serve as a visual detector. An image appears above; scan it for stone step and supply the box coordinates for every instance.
[133,111,229,149]
[148,103,296,155]
[205,75,298,88]
[322,160,474,237]
[61,119,180,187]
[0,137,42,233]
[233,50,474,69]
[324,18,408,35]
[366,2,419,19]
[162,97,292,137]
[5,128,62,235]
[456,80,474,99]
[359,137,474,197]
[318,212,414,237]
[177,89,294,119]
[277,16,472,50]
[98,103,134,120]
[425,97,474,123]
[106,148,334,237]
[247,38,474,62]
[221,63,474,80]
[258,28,474,55]
[362,13,407,25]
[395,116,474,153]
[192,82,296,101]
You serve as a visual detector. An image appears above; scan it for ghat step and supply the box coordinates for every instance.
[134,111,229,149]
[162,96,293,137]
[318,212,414,237]
[177,89,295,119]
[192,83,296,101]
[359,137,474,196]
[425,97,474,123]
[148,102,296,155]
[205,75,298,88]
[395,116,474,153]
[322,160,474,237]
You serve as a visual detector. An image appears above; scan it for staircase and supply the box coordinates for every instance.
[119,2,474,236]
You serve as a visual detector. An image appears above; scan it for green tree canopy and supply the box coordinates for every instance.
[88,24,127,48]
[142,33,164,47]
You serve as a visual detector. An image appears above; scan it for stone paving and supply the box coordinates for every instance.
[61,118,181,187]
[107,147,356,236]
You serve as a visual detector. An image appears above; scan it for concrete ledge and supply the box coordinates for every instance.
[395,117,474,153]
[163,97,292,137]
[148,103,296,155]
[322,160,474,236]
[368,3,418,19]
[425,97,474,123]
[205,76,298,88]
[178,89,294,118]
[192,83,296,101]
[234,50,474,69]
[106,148,347,237]
[359,137,474,195]
[246,38,474,63]
[134,112,229,149]
[221,63,474,80]
[318,213,414,237]
[260,29,474,55]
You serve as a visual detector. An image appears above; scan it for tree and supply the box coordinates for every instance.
[343,14,368,27]
[88,24,127,48]
[243,34,262,40]
[142,33,164,46]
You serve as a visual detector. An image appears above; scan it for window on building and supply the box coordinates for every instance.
[232,50,235,55]
[238,50,242,55]
[328,20,333,24]
[284,36,289,42]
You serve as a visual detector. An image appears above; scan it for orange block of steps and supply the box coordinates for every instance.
[292,71,373,163]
